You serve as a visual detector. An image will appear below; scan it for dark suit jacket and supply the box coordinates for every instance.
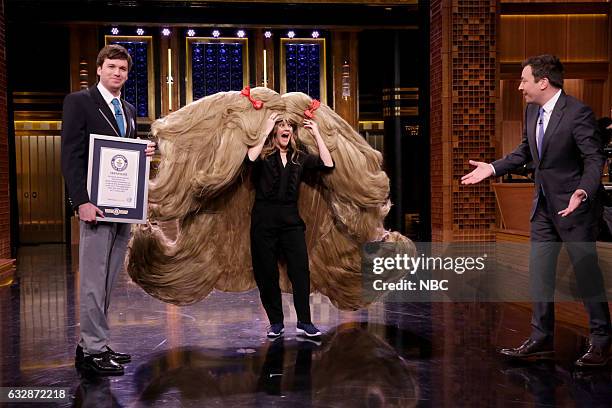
[61,85,137,210]
[492,92,605,230]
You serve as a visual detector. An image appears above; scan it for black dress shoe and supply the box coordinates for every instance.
[575,343,610,367]
[77,353,124,376]
[500,338,554,360]
[76,345,131,365]
[104,346,131,364]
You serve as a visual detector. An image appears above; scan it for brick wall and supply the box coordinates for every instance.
[430,0,445,242]
[430,0,498,242]
[0,2,10,258]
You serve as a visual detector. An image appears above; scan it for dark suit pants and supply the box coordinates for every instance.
[250,204,312,324]
[530,195,611,347]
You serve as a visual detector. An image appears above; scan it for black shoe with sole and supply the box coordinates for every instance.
[76,352,124,376]
[575,343,610,368]
[267,323,285,339]
[296,322,322,338]
[499,338,554,360]
[76,345,131,365]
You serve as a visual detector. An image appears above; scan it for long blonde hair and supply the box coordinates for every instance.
[126,87,415,309]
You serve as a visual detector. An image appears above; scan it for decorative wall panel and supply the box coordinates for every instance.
[105,36,155,121]
[186,37,248,104]
[430,0,498,243]
[451,0,497,241]
[280,38,326,104]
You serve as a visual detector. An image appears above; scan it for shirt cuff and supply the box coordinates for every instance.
[489,163,496,177]
[576,188,588,202]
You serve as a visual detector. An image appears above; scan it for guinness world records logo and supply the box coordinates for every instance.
[111,154,128,171]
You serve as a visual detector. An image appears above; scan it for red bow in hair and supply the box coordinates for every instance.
[241,86,263,110]
[304,99,320,118]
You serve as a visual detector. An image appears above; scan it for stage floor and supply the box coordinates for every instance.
[0,244,610,407]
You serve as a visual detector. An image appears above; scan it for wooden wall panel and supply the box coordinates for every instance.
[68,26,98,92]
[500,14,609,63]
[500,80,523,121]
[500,80,523,158]
[563,78,583,100]
[498,16,525,62]
[567,15,608,61]
[524,15,567,60]
[583,79,605,117]
[332,31,359,128]
[501,121,522,156]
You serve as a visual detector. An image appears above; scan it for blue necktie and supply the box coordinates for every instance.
[536,107,545,158]
[111,98,126,137]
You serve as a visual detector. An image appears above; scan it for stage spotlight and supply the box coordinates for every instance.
[111,27,119,35]
[264,31,272,38]
[212,30,221,38]
[287,30,296,38]
[162,28,171,36]
[136,28,144,36]
[311,31,320,38]
[187,29,196,37]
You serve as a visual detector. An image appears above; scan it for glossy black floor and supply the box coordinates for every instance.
[0,244,610,407]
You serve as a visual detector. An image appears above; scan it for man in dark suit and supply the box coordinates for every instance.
[462,55,611,367]
[61,44,155,376]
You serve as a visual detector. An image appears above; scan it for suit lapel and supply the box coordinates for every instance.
[89,85,121,137]
[540,92,566,159]
[124,103,135,138]
[526,105,539,161]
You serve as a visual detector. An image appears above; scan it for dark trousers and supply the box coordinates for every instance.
[529,195,611,347]
[250,204,312,324]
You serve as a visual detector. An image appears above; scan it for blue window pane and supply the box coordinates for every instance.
[285,43,320,100]
[111,41,149,118]
[192,42,244,100]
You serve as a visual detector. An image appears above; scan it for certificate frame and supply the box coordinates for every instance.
[87,134,150,223]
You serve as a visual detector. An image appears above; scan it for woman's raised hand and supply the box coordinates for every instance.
[263,112,280,135]
[303,119,320,136]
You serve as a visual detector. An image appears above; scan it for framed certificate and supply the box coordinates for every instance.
[87,134,150,223]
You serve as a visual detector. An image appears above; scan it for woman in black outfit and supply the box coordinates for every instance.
[247,112,334,339]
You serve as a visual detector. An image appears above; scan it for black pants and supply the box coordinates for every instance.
[530,194,611,347]
[250,203,312,324]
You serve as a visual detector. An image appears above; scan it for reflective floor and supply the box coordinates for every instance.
[0,244,610,407]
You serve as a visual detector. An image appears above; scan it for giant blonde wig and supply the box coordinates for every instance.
[127,87,415,310]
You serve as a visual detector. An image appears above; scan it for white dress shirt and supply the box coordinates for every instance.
[536,89,562,152]
[97,82,127,134]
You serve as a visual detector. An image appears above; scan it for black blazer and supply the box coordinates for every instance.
[61,85,137,210]
[492,91,605,229]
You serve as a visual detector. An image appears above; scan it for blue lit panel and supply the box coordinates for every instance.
[191,42,244,100]
[110,40,149,118]
[285,43,320,100]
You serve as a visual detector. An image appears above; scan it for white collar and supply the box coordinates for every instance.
[541,89,562,114]
[97,82,121,105]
